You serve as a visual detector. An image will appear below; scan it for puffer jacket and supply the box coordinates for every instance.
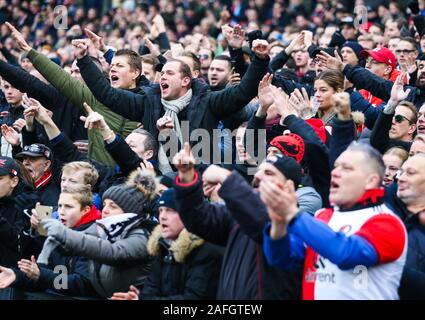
[141,226,223,300]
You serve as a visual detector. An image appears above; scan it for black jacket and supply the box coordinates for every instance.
[141,227,222,300]
[0,192,25,267]
[0,60,87,141]
[174,171,301,300]
[77,54,269,162]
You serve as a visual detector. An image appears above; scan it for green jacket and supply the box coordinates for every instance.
[27,49,139,166]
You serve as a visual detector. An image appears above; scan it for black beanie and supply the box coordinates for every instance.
[266,155,303,189]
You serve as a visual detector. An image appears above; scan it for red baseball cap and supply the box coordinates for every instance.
[360,47,397,70]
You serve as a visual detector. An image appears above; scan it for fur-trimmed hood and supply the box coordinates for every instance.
[147,225,205,263]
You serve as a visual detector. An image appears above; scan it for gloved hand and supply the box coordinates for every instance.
[328,32,346,49]
[408,0,420,15]
[41,219,66,242]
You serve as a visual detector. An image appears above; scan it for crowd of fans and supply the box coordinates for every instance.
[0,0,424,300]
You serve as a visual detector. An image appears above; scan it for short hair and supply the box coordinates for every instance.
[61,185,93,209]
[166,59,193,82]
[131,128,158,157]
[115,49,142,79]
[180,52,201,73]
[397,101,418,124]
[62,161,99,188]
[346,142,385,184]
[384,147,409,163]
[399,37,418,51]
[213,55,233,70]
[141,54,160,67]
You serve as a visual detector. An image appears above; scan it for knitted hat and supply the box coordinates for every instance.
[269,133,305,163]
[266,155,303,189]
[157,188,178,211]
[342,41,364,60]
[102,171,157,215]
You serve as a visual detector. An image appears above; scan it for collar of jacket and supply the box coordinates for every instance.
[147,225,205,263]
[35,169,52,188]
[339,188,385,212]
[75,204,101,229]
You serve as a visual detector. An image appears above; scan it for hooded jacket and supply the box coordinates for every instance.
[141,226,222,299]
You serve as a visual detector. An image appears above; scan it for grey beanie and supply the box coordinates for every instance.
[102,171,157,214]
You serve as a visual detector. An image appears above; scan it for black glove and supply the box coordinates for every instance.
[408,0,420,15]
[14,191,40,214]
[328,32,346,49]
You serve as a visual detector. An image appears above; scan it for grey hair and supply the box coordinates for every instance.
[346,141,385,184]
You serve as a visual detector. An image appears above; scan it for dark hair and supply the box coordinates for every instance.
[180,52,201,73]
[115,49,142,81]
[213,55,233,70]
[315,69,344,92]
[132,128,159,157]
[399,37,418,51]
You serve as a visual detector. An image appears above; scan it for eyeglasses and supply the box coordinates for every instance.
[394,114,413,124]
[395,49,416,55]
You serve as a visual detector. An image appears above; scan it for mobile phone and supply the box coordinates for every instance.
[35,204,53,237]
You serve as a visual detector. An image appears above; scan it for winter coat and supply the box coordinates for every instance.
[26,49,139,166]
[11,221,98,298]
[141,226,222,300]
[76,54,269,163]
[174,170,302,300]
[49,214,156,298]
[0,60,87,142]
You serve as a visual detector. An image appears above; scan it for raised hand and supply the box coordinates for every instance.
[389,72,411,106]
[84,28,107,53]
[285,32,306,55]
[229,68,241,85]
[257,73,274,114]
[288,88,310,117]
[332,92,351,121]
[252,39,270,60]
[316,49,344,71]
[172,142,195,182]
[227,24,246,49]
[12,118,26,133]
[202,165,231,185]
[5,22,32,52]
[17,256,40,281]
[72,39,90,59]
[137,159,156,175]
[269,85,297,120]
[80,102,107,130]
[1,124,20,146]
[143,36,160,57]
[22,95,52,126]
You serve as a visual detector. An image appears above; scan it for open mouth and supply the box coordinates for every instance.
[418,124,425,132]
[383,177,392,185]
[60,218,67,225]
[110,75,119,82]
[160,83,169,90]
[330,180,339,192]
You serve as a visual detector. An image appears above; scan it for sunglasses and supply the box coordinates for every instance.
[394,114,413,124]
[395,49,416,55]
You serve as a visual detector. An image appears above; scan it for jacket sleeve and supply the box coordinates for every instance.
[218,171,270,244]
[329,118,356,168]
[49,132,87,163]
[350,91,384,130]
[104,135,142,176]
[208,55,269,119]
[174,172,234,246]
[262,223,306,271]
[57,228,150,266]
[77,55,146,122]
[343,64,416,103]
[399,266,425,299]
[0,61,64,111]
[283,115,331,207]
[0,214,21,252]
[268,49,290,73]
[12,258,95,297]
